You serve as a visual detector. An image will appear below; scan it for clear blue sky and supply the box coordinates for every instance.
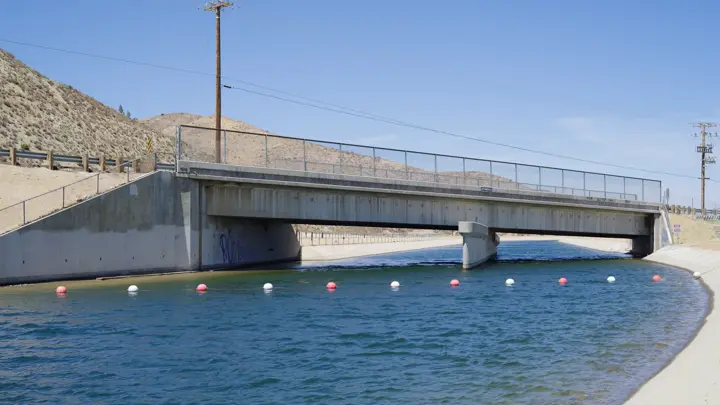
[2,0,719,207]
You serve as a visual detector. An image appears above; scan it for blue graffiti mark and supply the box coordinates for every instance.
[219,230,243,265]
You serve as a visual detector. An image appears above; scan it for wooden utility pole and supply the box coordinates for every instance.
[692,122,717,217]
[204,1,233,163]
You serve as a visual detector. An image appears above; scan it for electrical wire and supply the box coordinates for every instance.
[1,37,712,181]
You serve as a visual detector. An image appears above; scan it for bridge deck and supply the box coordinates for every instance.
[177,161,661,214]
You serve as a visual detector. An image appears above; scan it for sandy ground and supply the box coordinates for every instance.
[668,214,719,245]
[0,165,134,234]
[623,245,720,405]
[500,234,632,253]
[301,237,462,261]
[301,235,631,262]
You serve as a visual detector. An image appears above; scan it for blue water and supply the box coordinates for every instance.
[0,241,708,404]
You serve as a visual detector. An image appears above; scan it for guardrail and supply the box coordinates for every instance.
[0,153,172,235]
[0,149,175,171]
[176,125,663,203]
[296,231,451,246]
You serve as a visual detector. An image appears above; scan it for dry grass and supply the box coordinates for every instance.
[0,49,176,161]
[1,47,511,188]
[668,214,720,245]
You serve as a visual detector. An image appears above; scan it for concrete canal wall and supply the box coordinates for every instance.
[624,245,720,405]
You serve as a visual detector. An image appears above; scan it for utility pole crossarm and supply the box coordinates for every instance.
[692,122,717,217]
[204,1,233,164]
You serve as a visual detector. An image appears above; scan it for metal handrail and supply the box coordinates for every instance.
[268,158,641,200]
[178,124,663,183]
[0,152,170,234]
[177,125,663,202]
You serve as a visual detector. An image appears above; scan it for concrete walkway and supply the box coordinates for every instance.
[624,244,720,404]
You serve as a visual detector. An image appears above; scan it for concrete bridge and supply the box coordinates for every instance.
[178,160,664,269]
[0,126,669,284]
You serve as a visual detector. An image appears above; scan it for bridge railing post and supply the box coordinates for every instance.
[538,166,542,191]
[372,148,376,177]
[339,144,343,175]
[642,180,645,201]
[264,135,269,168]
[489,161,494,187]
[462,158,466,185]
[603,175,607,198]
[434,154,438,183]
[623,177,627,199]
[404,151,408,180]
[303,140,308,171]
[175,126,182,172]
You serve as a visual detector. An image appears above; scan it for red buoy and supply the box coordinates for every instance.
[558,277,568,285]
[56,286,67,294]
[450,279,460,287]
[196,284,208,292]
[326,281,337,290]
[653,275,661,282]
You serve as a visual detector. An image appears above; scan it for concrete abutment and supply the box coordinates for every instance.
[630,214,664,258]
[0,172,301,285]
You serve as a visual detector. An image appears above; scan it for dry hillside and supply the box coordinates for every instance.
[1,47,513,190]
[0,48,175,161]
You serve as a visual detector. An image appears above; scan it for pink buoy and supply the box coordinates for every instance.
[652,275,661,282]
[56,286,67,294]
[196,284,208,292]
[450,279,460,287]
[558,277,568,285]
[326,281,337,290]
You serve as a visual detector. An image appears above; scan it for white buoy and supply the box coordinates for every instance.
[505,278,515,286]
[127,285,138,293]
[263,283,273,290]
[607,276,616,283]
[390,281,400,288]
[693,272,702,279]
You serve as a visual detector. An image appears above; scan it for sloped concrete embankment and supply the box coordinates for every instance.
[624,245,720,405]
[0,171,300,285]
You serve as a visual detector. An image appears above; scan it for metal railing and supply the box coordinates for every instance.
[0,149,176,171]
[296,231,452,246]
[0,153,171,235]
[177,125,663,203]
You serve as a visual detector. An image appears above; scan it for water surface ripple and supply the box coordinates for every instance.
[0,241,708,404]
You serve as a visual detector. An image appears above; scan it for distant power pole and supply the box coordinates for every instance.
[204,1,233,163]
[692,122,717,217]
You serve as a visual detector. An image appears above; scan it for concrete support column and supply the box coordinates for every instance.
[458,221,498,269]
[631,214,663,258]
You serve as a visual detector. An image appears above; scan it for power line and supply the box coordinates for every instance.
[0,37,711,181]
[223,84,706,181]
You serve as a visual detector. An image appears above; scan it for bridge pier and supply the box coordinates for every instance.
[630,214,664,258]
[458,221,499,269]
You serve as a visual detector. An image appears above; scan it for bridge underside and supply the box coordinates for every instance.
[203,183,655,236]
